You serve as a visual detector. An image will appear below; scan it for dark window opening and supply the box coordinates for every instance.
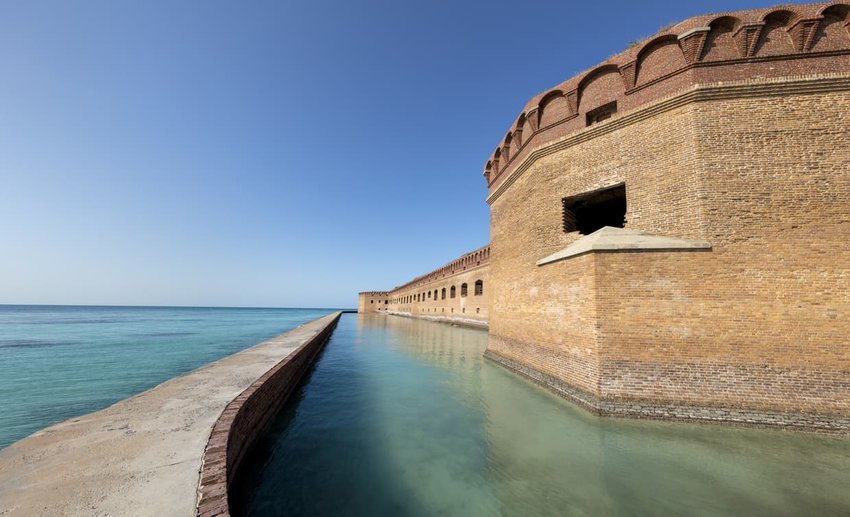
[562,183,626,235]
[450,286,456,298]
[586,101,617,126]
[460,283,468,297]
[474,280,483,296]
[441,288,446,300]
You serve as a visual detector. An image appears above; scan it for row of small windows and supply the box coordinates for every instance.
[390,280,484,304]
[419,307,481,314]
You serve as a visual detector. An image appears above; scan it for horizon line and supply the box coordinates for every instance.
[0,303,355,311]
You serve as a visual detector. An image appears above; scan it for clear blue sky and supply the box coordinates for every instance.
[0,0,794,308]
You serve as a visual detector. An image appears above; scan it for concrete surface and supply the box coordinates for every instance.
[536,226,712,266]
[0,312,341,517]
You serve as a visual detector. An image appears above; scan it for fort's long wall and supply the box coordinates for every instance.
[359,245,490,328]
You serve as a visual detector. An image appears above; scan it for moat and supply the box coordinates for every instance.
[232,314,850,516]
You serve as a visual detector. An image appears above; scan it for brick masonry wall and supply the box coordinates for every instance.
[358,291,389,313]
[488,253,600,394]
[593,87,850,417]
[386,263,490,328]
[487,76,850,430]
[367,246,491,327]
[489,97,703,397]
[195,313,341,517]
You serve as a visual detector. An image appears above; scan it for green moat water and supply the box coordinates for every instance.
[233,314,850,516]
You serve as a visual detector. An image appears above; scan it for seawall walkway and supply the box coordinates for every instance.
[0,312,341,517]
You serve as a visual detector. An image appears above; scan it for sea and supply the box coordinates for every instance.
[3,307,849,516]
[0,304,335,449]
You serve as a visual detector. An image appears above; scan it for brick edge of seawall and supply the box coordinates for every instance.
[195,312,342,517]
[483,350,850,434]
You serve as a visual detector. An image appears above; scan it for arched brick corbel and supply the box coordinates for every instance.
[733,22,765,57]
[677,27,711,63]
[526,107,539,131]
[788,17,824,52]
[618,61,637,90]
[566,90,578,115]
[514,126,523,147]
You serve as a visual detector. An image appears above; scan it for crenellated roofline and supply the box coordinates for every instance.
[484,1,850,193]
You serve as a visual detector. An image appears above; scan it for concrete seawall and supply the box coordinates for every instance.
[196,312,340,516]
[0,312,341,517]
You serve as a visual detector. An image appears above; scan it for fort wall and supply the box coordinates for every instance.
[361,245,490,328]
[358,291,389,313]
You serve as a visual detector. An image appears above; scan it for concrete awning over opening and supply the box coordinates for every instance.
[537,227,712,266]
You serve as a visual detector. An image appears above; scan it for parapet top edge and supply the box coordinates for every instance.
[372,244,491,295]
[483,1,850,188]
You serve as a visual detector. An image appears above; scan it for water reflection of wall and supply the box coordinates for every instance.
[366,314,487,370]
[351,312,850,515]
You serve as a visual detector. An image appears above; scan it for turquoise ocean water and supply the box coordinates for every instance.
[0,305,335,449]
[234,313,850,517]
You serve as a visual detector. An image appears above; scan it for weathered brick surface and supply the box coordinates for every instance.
[487,77,849,429]
[357,290,389,313]
[486,349,850,432]
[361,245,490,326]
[195,314,341,516]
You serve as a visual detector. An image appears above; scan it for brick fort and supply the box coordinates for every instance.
[359,1,850,431]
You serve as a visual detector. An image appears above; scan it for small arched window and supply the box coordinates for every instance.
[474,280,483,296]
[450,286,456,298]
[441,288,446,300]
[460,283,468,297]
